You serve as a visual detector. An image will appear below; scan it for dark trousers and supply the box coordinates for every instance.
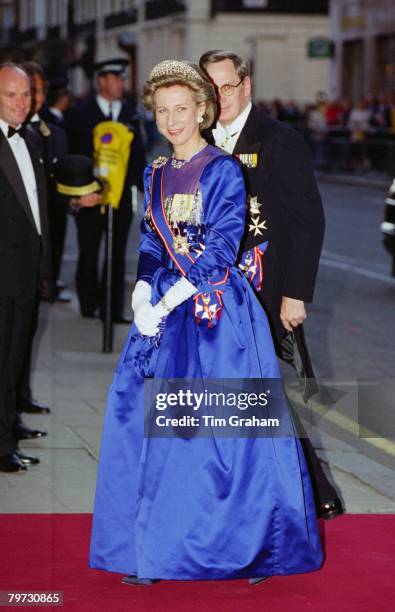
[297,416,338,505]
[0,292,37,456]
[17,297,40,406]
[258,246,338,506]
[75,200,133,319]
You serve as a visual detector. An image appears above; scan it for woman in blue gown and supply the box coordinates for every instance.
[89,60,323,584]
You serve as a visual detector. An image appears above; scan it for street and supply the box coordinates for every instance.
[307,180,395,380]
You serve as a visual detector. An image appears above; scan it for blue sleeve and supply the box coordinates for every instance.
[136,164,164,283]
[186,156,246,290]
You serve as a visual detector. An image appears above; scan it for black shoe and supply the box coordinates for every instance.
[121,575,158,586]
[113,316,132,325]
[15,450,40,465]
[0,452,27,473]
[248,577,270,586]
[15,425,47,441]
[318,498,344,520]
[19,399,51,415]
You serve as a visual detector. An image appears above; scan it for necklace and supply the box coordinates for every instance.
[171,139,207,169]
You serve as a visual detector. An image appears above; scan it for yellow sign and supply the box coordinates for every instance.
[93,121,134,209]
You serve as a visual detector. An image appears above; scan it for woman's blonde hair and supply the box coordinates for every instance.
[142,60,217,130]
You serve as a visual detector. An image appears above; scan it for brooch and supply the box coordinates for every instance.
[172,235,190,255]
[152,156,168,168]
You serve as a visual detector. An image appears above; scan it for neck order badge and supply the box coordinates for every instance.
[93,121,134,209]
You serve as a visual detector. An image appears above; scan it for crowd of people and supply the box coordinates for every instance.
[1,51,348,586]
[256,93,395,174]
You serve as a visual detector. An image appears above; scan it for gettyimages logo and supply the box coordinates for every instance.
[144,378,290,438]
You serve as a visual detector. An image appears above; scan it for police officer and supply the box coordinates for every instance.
[68,58,146,322]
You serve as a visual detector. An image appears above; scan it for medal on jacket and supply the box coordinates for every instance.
[236,153,258,168]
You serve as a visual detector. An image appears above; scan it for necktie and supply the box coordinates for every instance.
[8,124,27,139]
[108,103,113,121]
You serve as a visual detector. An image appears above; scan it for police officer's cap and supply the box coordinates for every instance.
[94,58,128,78]
[48,75,70,96]
[54,155,102,197]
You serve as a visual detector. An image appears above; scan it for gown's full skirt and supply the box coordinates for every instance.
[89,267,323,579]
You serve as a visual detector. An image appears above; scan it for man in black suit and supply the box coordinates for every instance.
[200,50,342,519]
[23,62,69,299]
[68,58,146,322]
[10,61,70,423]
[0,64,52,472]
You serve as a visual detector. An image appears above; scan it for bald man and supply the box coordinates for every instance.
[0,63,52,472]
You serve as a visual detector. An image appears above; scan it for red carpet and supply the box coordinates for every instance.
[0,514,393,612]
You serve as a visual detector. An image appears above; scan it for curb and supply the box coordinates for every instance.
[316,172,389,190]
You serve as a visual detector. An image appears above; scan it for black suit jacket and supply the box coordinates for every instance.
[68,97,146,195]
[206,106,325,343]
[30,118,69,210]
[0,128,52,299]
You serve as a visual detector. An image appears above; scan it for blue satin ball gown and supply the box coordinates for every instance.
[89,144,323,580]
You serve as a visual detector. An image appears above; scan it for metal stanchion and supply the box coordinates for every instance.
[102,204,113,353]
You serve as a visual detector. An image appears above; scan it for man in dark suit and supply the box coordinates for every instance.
[23,62,69,300]
[11,61,70,422]
[0,63,52,472]
[68,58,146,322]
[200,50,342,519]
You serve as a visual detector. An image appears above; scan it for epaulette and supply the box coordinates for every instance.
[39,120,51,137]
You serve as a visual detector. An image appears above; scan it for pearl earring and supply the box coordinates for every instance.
[197,115,203,124]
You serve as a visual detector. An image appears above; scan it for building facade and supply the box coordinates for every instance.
[0,0,330,104]
[330,0,395,102]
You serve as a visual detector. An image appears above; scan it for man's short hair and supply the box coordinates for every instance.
[199,50,250,81]
[22,61,46,83]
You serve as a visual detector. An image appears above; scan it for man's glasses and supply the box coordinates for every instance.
[218,78,244,97]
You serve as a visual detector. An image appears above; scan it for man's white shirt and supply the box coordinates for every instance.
[48,107,63,121]
[96,95,121,121]
[0,118,42,235]
[212,102,252,154]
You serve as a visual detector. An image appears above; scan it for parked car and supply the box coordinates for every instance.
[381,177,395,277]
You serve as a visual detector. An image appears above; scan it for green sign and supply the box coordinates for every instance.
[308,38,334,58]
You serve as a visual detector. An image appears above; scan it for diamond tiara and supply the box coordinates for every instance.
[149,60,203,83]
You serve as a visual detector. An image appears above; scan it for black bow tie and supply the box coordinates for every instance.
[8,125,27,139]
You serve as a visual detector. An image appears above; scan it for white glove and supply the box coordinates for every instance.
[153,276,197,319]
[132,280,160,337]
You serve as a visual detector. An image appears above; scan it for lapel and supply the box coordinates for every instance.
[25,131,47,235]
[118,102,128,125]
[92,98,108,123]
[0,130,37,230]
[233,106,262,159]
